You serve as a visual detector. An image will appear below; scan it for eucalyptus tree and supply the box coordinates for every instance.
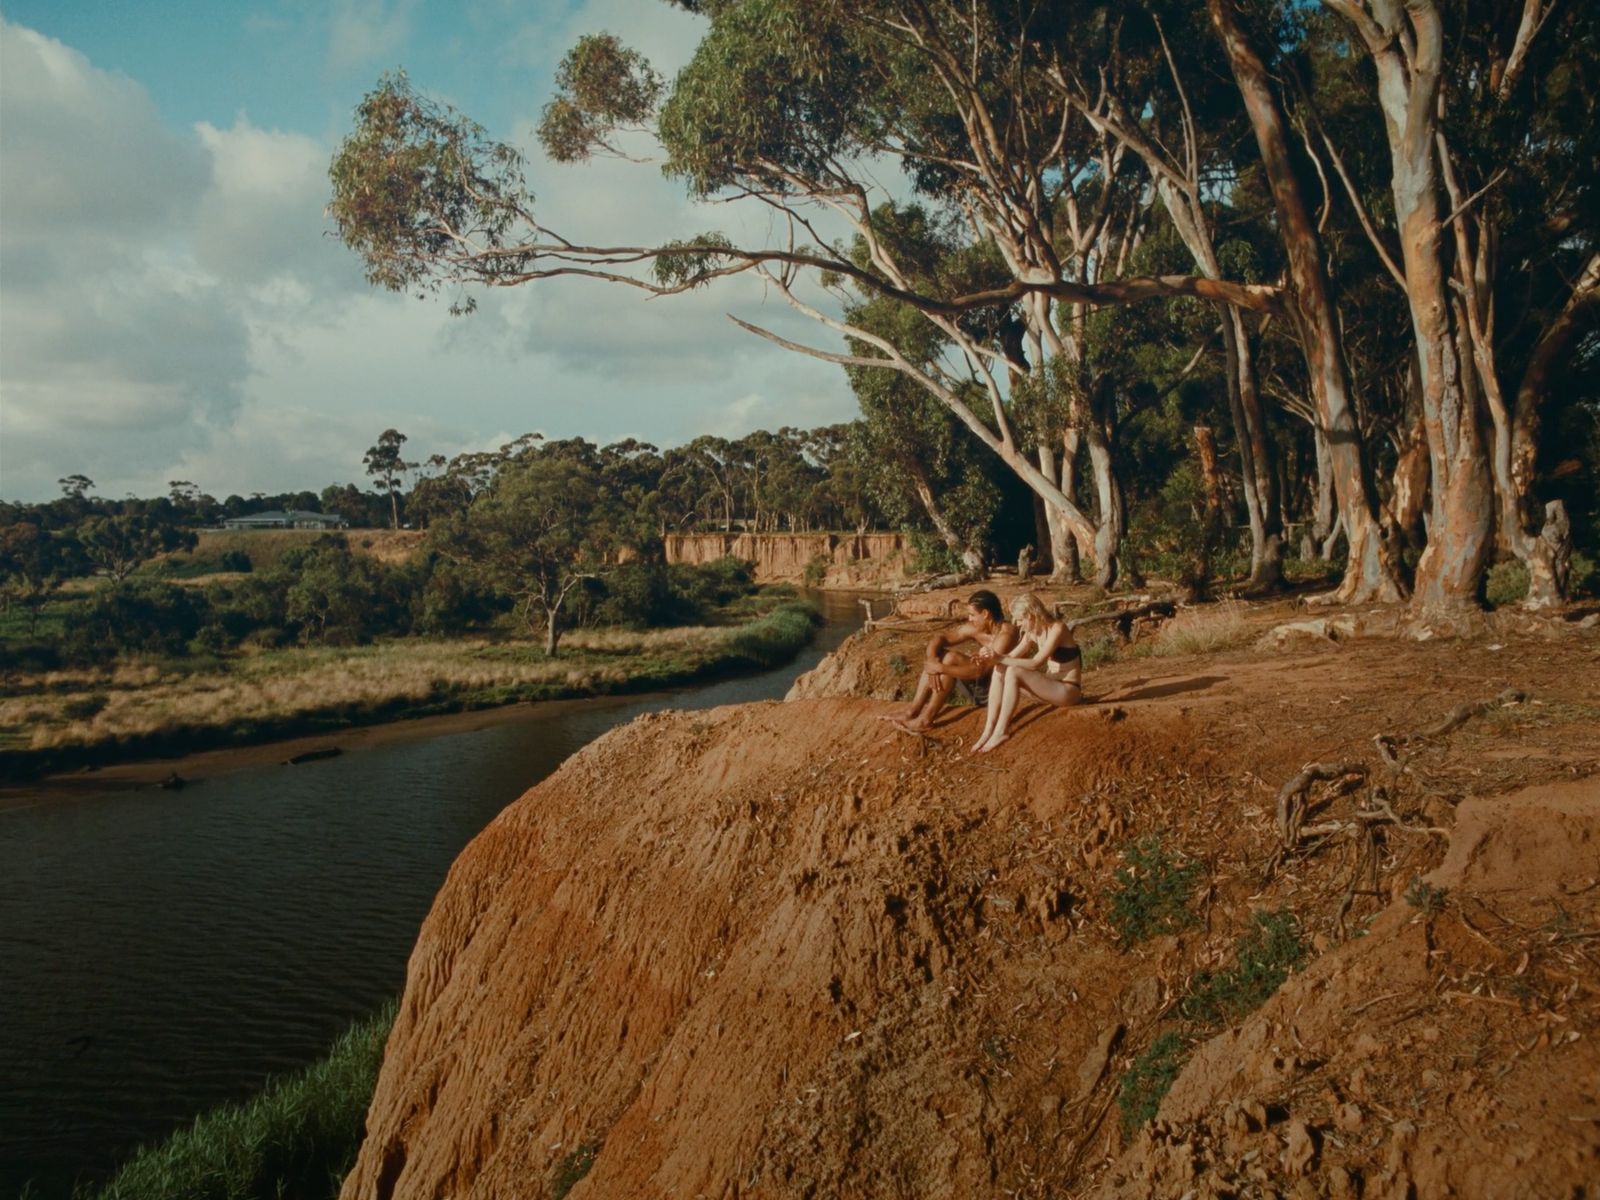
[363,428,415,530]
[1048,1,1286,591]
[428,448,617,656]
[328,6,1281,595]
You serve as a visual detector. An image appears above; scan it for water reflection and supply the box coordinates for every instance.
[0,592,865,1194]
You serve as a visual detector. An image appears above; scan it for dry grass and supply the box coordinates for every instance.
[0,624,770,752]
[1139,601,1253,658]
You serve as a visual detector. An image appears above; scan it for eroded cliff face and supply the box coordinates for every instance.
[342,613,1600,1200]
[665,532,911,585]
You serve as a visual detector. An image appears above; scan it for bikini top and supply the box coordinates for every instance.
[1050,639,1081,664]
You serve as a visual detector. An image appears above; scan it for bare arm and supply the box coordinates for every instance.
[924,620,983,675]
[1000,621,1066,670]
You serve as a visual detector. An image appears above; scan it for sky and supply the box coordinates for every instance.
[0,1,858,503]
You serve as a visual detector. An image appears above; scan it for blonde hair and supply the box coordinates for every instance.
[1008,592,1053,632]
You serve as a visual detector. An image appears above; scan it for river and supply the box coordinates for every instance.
[0,592,867,1196]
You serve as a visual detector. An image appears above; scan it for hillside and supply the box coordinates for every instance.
[340,595,1599,1199]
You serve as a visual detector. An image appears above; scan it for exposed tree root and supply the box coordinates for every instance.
[1264,689,1530,928]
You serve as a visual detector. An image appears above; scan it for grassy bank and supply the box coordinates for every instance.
[0,600,819,779]
[80,1002,396,1200]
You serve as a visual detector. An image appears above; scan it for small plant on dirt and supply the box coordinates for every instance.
[551,1143,599,1200]
[1180,910,1308,1026]
[1108,835,1203,945]
[802,553,829,587]
[887,653,909,675]
[1403,877,1448,916]
[1116,1031,1194,1136]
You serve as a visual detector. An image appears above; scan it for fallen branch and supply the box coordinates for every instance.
[1064,599,1179,641]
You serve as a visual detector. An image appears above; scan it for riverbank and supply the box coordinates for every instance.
[0,600,818,781]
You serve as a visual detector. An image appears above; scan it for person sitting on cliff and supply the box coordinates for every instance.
[885,589,1017,732]
[970,591,1082,754]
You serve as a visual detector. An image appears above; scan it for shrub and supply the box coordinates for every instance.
[1179,910,1308,1026]
[94,1002,395,1200]
[1108,835,1203,945]
[1116,1031,1194,1136]
[802,552,829,587]
[550,1144,599,1200]
[62,693,110,720]
[1572,552,1597,598]
[1484,559,1530,607]
[217,549,253,573]
[64,581,209,659]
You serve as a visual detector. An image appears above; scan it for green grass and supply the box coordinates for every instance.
[91,1002,395,1200]
[1107,835,1203,945]
[0,592,821,777]
[1116,1031,1194,1137]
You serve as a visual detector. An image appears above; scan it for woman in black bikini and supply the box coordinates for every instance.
[971,592,1082,753]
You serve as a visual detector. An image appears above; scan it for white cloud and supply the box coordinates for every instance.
[327,0,420,70]
[0,8,861,504]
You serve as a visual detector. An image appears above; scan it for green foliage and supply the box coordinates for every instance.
[1573,552,1598,598]
[650,232,737,289]
[328,73,532,298]
[720,600,820,668]
[1484,559,1530,607]
[1117,910,1308,1138]
[78,511,197,582]
[1403,877,1448,916]
[93,1002,395,1200]
[64,581,210,659]
[802,553,828,587]
[539,32,663,162]
[550,1144,599,1200]
[1116,1031,1194,1137]
[1180,911,1308,1026]
[1108,836,1203,945]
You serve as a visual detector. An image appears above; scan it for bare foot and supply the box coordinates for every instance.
[975,733,1010,755]
[901,716,931,732]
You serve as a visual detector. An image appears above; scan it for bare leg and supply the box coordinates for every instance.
[882,666,938,723]
[970,666,1006,752]
[976,665,1028,753]
[976,667,1082,752]
[903,652,966,730]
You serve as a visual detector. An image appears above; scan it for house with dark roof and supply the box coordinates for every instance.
[220,510,349,531]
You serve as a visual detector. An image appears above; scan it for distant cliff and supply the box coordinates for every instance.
[665,532,912,585]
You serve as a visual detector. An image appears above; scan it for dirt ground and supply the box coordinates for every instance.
[340,586,1600,1200]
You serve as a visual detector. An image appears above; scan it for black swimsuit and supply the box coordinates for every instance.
[1050,641,1081,664]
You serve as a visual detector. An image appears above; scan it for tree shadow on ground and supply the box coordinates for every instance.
[1093,675,1228,703]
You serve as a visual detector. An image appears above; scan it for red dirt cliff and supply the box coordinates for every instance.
[342,604,1600,1199]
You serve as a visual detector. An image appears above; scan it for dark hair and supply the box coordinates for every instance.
[968,589,1003,622]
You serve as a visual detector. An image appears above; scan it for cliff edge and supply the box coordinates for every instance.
[342,611,1600,1199]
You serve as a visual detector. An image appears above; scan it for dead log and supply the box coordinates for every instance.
[1063,598,1179,642]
